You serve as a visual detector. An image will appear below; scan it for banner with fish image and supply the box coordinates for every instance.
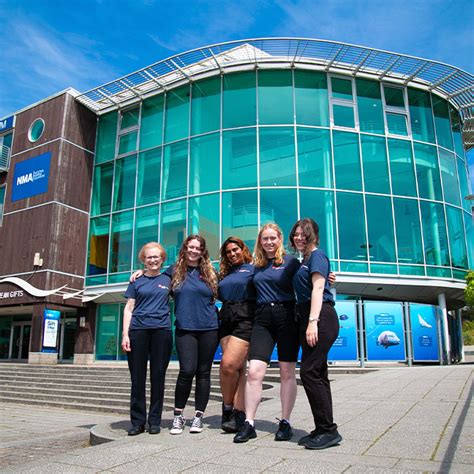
[365,302,406,361]
[328,301,358,361]
[409,304,439,362]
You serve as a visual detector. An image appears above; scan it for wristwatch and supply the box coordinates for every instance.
[308,317,319,323]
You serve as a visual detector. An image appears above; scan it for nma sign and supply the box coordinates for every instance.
[11,152,51,202]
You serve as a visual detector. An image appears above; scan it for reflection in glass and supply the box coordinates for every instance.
[439,149,460,206]
[91,163,113,215]
[388,139,416,197]
[258,70,293,125]
[413,143,442,201]
[432,95,454,151]
[408,89,435,143]
[336,192,366,261]
[189,133,219,195]
[163,140,188,200]
[445,205,468,269]
[393,198,423,264]
[366,195,396,262]
[109,211,133,273]
[161,199,186,265]
[294,70,329,126]
[191,77,220,135]
[223,72,256,129]
[118,131,138,155]
[165,86,190,143]
[420,201,449,267]
[137,148,161,206]
[140,95,164,150]
[88,216,110,275]
[133,205,159,270]
[260,188,297,243]
[361,135,390,194]
[96,111,117,164]
[112,155,136,211]
[356,78,384,135]
[333,131,361,191]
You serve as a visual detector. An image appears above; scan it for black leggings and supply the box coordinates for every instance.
[174,328,219,412]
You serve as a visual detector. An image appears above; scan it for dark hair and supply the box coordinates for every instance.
[219,236,253,278]
[289,218,320,257]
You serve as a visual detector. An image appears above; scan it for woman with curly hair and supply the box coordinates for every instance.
[218,236,255,433]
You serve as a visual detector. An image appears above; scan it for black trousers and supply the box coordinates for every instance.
[127,328,172,427]
[174,328,219,412]
[298,302,339,434]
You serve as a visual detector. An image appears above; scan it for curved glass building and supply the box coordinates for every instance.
[76,39,472,362]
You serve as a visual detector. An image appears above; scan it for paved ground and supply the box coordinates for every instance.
[0,365,472,473]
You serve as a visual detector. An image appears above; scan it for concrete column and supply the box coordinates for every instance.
[438,293,450,365]
[29,303,58,364]
[457,309,465,363]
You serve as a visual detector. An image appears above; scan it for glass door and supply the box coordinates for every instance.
[9,323,31,360]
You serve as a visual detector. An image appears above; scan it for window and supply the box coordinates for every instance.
[140,95,164,150]
[294,70,329,126]
[333,131,362,191]
[223,71,256,129]
[432,95,454,150]
[96,112,118,164]
[356,79,384,135]
[0,185,5,225]
[162,140,188,200]
[133,205,159,270]
[189,133,219,195]
[383,85,409,136]
[91,163,113,216]
[361,135,390,194]
[408,89,435,143]
[137,148,161,206]
[420,201,449,267]
[112,155,137,211]
[160,199,186,265]
[393,198,423,265]
[260,188,297,242]
[118,107,139,155]
[445,205,468,269]
[28,118,45,142]
[87,216,110,275]
[388,139,417,197]
[109,211,133,273]
[258,70,293,125]
[191,77,220,135]
[164,86,190,143]
[366,195,396,262]
[439,149,461,206]
[413,143,442,201]
[330,76,356,129]
[120,106,139,130]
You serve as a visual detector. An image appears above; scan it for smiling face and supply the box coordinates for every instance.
[260,228,281,258]
[225,242,244,266]
[185,238,203,266]
[292,226,307,253]
[143,246,163,274]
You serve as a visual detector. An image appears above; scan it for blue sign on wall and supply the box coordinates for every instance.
[329,301,358,361]
[365,302,406,361]
[0,115,14,132]
[42,309,61,352]
[410,304,439,362]
[11,152,51,202]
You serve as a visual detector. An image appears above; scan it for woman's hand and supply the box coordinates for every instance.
[306,321,319,347]
[328,272,336,286]
[121,334,131,352]
[130,269,144,282]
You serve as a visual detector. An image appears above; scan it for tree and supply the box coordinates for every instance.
[466,270,474,308]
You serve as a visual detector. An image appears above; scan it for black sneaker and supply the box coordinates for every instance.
[235,410,246,432]
[302,431,342,450]
[233,421,257,443]
[274,419,293,441]
[221,406,237,433]
[128,425,145,436]
[298,430,317,446]
[148,425,161,435]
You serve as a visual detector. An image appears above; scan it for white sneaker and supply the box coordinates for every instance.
[170,414,186,435]
[189,415,204,433]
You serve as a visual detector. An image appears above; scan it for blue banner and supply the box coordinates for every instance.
[11,152,51,202]
[329,301,358,361]
[410,304,439,362]
[42,309,61,351]
[0,115,14,132]
[365,302,406,361]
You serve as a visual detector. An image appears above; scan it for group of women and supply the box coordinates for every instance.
[122,218,342,450]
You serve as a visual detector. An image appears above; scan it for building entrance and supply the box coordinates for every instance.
[9,323,31,360]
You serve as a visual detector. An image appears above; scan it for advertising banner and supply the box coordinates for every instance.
[42,309,60,350]
[329,301,358,361]
[410,304,439,362]
[365,302,406,361]
[0,115,14,133]
[11,152,51,202]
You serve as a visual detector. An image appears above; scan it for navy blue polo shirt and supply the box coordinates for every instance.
[168,265,218,331]
[218,263,256,302]
[124,273,172,330]
[253,255,300,304]
[293,249,334,304]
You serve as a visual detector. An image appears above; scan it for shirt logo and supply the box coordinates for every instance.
[272,266,285,270]
[238,269,251,273]
[157,284,169,290]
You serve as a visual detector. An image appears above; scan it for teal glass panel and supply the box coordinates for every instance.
[432,95,454,150]
[439,149,460,206]
[445,205,468,269]
[333,131,362,191]
[393,198,423,264]
[331,77,352,100]
[300,189,337,259]
[259,127,296,186]
[164,86,190,143]
[366,195,396,262]
[260,188,297,244]
[109,273,131,284]
[370,263,397,274]
[133,205,159,270]
[356,79,384,134]
[386,113,408,136]
[120,107,139,130]
[449,105,465,157]
[112,154,136,211]
[427,267,451,278]
[118,131,137,155]
[87,216,110,275]
[188,193,220,259]
[140,95,164,150]
[456,157,470,211]
[413,143,442,201]
[464,211,474,268]
[222,190,258,250]
[388,139,416,197]
[336,192,367,261]
[294,70,329,126]
[163,140,188,200]
[408,89,435,143]
[297,128,332,188]
[222,128,257,190]
[0,186,5,224]
[384,86,405,108]
[95,304,120,360]
[420,201,449,266]
[91,163,113,216]
[399,265,424,276]
[109,210,133,273]
[340,261,368,273]
[189,133,219,195]
[95,111,117,164]
[361,135,390,194]
[333,104,355,128]
[258,70,293,125]
[453,269,468,280]
[86,275,107,286]
[137,148,161,206]
[191,77,220,135]
[161,199,186,265]
[223,71,256,129]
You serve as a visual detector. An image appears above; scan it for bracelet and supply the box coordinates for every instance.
[308,317,319,323]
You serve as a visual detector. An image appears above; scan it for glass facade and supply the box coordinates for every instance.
[87,68,472,287]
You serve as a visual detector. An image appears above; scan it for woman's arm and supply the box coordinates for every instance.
[121,298,135,352]
[306,273,325,347]
[130,270,144,282]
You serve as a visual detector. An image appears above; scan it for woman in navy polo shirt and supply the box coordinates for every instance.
[168,234,219,435]
[218,236,255,433]
[234,223,300,443]
[122,242,172,436]
[290,218,342,450]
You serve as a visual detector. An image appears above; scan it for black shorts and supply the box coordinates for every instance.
[219,301,255,342]
[247,302,299,363]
